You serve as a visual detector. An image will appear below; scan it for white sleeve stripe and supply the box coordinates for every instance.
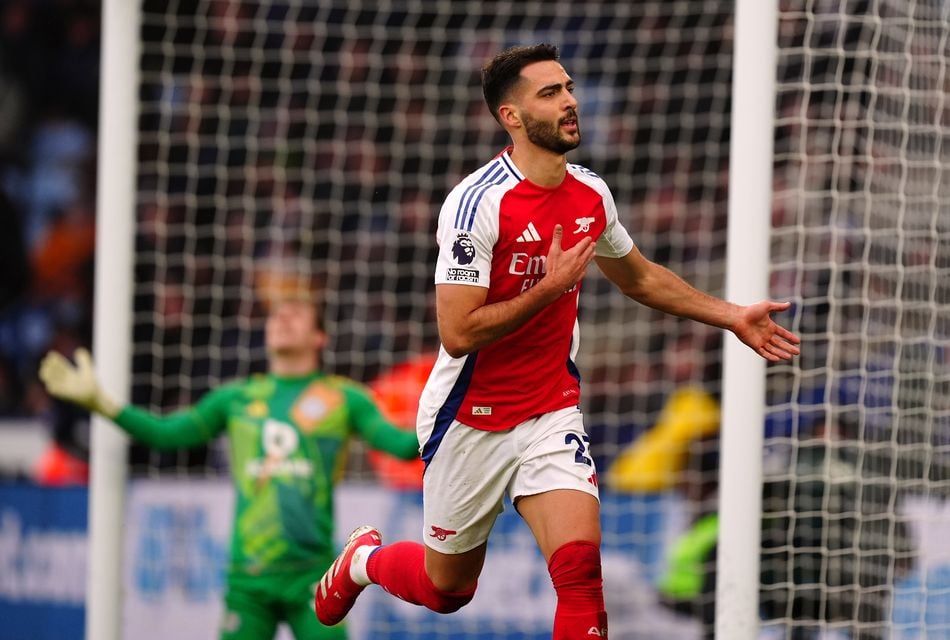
[454,162,503,229]
[462,174,510,231]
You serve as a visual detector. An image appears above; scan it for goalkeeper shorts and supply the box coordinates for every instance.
[220,566,346,640]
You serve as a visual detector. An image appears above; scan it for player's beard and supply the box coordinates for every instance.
[523,110,581,154]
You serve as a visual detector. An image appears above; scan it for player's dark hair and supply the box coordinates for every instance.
[482,44,559,124]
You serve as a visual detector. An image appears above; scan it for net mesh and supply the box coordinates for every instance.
[763,1,950,638]
[126,0,949,638]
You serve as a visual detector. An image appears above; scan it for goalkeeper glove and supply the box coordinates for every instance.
[39,348,121,419]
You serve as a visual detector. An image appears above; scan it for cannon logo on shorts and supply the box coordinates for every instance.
[429,525,458,541]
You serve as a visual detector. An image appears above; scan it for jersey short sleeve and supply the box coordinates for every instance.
[569,166,635,259]
[433,178,501,288]
[594,184,634,259]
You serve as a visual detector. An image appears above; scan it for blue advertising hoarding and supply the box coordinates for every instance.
[0,484,87,640]
[0,481,947,639]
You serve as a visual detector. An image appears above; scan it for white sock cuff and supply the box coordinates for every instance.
[349,545,376,586]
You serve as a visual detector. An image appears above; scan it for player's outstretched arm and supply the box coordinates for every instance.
[595,249,800,362]
[39,349,226,448]
[729,299,802,362]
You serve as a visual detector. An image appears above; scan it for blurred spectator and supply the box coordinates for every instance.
[366,353,437,490]
[605,387,720,494]
[759,416,917,640]
[32,431,89,486]
[647,409,918,640]
[0,188,29,313]
[30,203,96,301]
[607,388,721,638]
[22,117,95,248]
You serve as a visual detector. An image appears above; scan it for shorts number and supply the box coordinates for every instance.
[565,433,592,467]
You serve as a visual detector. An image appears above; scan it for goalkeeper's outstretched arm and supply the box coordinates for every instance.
[343,384,420,460]
[39,349,225,449]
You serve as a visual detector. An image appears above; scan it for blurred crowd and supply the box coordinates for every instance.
[0,1,99,430]
[1,0,947,487]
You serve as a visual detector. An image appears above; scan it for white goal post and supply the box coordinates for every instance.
[88,2,141,640]
[716,0,778,637]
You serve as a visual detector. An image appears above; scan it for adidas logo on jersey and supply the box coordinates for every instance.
[515,222,542,243]
[587,626,608,636]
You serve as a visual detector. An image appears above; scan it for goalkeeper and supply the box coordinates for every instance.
[39,293,420,640]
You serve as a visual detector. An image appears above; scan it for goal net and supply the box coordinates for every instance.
[118,0,948,638]
[763,1,950,639]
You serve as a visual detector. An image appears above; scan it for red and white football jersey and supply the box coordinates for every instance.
[420,147,634,433]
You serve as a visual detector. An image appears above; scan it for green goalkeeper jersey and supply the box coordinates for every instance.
[113,372,419,576]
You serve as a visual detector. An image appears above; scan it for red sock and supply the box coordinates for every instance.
[366,541,475,614]
[548,541,608,639]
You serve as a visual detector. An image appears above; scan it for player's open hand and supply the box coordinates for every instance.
[543,224,595,294]
[39,348,119,416]
[733,300,801,362]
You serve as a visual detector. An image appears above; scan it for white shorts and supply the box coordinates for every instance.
[418,405,600,554]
